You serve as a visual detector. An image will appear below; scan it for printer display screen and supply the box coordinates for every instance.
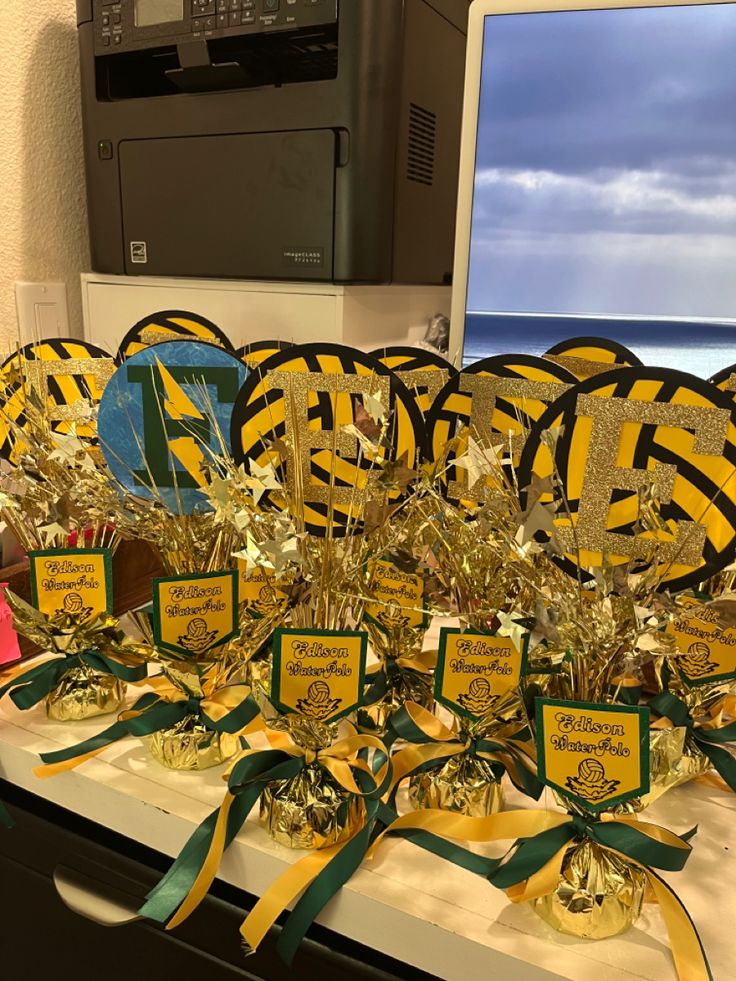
[134,0,184,28]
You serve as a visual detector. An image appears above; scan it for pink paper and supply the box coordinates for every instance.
[0,585,21,665]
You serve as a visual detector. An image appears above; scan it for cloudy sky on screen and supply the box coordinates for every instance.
[467,6,736,318]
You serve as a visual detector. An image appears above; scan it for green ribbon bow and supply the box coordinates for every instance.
[139,734,392,940]
[650,691,736,792]
[139,748,303,925]
[611,681,643,706]
[371,808,711,981]
[0,652,147,711]
[377,808,697,895]
[35,686,261,771]
[275,784,385,965]
[489,813,696,888]
[385,702,544,803]
[363,656,429,705]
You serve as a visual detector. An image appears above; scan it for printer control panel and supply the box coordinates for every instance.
[95,0,338,53]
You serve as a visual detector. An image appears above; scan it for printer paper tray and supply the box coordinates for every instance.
[120,130,335,280]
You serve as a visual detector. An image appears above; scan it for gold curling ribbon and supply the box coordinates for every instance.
[240,732,384,797]
[200,685,258,724]
[369,805,561,858]
[370,649,437,679]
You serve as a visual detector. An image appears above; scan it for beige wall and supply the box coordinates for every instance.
[0,1,90,350]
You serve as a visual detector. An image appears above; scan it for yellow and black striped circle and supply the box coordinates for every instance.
[230,343,423,537]
[426,354,576,509]
[116,310,233,364]
[0,338,114,461]
[543,336,642,380]
[371,346,457,422]
[517,367,736,592]
[237,340,294,370]
[710,363,736,399]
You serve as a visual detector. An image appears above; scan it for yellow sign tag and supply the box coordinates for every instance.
[153,571,239,657]
[272,629,368,722]
[537,699,649,813]
[365,560,426,631]
[237,562,291,619]
[668,602,736,686]
[29,549,112,622]
[436,628,528,720]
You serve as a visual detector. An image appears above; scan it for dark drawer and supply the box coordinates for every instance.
[0,780,438,981]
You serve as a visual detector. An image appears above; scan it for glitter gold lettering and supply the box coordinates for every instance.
[558,393,729,564]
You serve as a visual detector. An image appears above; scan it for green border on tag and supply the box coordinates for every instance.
[435,626,529,722]
[671,600,736,687]
[362,559,430,632]
[29,548,114,616]
[271,628,368,722]
[152,570,239,656]
[535,697,650,814]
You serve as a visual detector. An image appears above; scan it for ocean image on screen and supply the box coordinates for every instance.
[465,6,736,376]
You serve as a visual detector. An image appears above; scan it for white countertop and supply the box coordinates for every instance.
[0,677,731,981]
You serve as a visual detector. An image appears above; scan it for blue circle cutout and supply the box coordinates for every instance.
[99,341,248,514]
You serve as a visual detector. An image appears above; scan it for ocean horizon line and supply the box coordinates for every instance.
[466,310,736,326]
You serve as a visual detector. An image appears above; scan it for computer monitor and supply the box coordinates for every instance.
[450,0,736,377]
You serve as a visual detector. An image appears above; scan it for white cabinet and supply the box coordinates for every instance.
[81,273,451,355]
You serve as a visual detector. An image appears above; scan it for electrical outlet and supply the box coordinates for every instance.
[15,282,70,343]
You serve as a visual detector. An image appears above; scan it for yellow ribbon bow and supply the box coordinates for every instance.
[168,725,389,935]
[386,701,537,798]
[32,682,263,779]
[366,807,709,981]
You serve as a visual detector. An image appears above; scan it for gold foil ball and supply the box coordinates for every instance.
[533,839,646,940]
[408,752,504,817]
[260,764,365,850]
[46,666,126,722]
[145,715,239,770]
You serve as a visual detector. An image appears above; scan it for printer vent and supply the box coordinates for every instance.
[406,103,436,187]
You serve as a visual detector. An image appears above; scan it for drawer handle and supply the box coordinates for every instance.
[53,865,144,927]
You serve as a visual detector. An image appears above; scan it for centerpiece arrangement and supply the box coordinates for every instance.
[0,329,733,980]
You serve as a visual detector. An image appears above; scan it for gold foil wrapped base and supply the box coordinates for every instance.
[408,753,504,817]
[609,726,711,814]
[145,715,239,771]
[260,763,365,850]
[533,840,646,940]
[46,666,125,722]
[357,667,434,735]
[639,726,710,808]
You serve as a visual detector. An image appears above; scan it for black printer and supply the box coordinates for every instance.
[76,0,470,284]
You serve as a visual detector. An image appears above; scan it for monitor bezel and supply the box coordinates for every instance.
[449,0,736,360]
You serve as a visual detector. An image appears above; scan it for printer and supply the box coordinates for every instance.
[76,0,470,285]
